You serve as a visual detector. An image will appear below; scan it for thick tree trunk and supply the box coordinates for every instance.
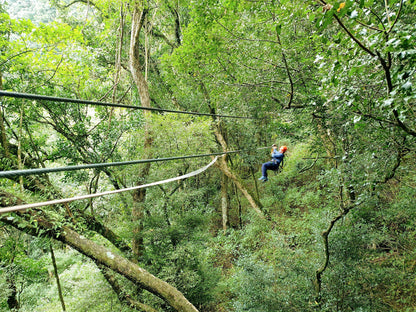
[0,198,198,312]
[128,3,153,259]
[58,227,198,312]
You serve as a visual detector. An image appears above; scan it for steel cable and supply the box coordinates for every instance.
[0,91,256,119]
[0,156,219,214]
[0,147,270,178]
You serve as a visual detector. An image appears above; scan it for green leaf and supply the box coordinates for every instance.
[276,24,282,35]
[402,81,412,90]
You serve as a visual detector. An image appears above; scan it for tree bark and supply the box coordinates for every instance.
[128,3,153,259]
[0,70,10,158]
[215,155,265,219]
[60,227,198,312]
[220,172,229,233]
[199,81,265,219]
[0,197,198,312]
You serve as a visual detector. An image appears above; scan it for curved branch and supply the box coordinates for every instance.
[355,19,384,32]
[318,0,376,57]
[276,31,294,109]
[298,155,319,173]
[387,0,404,34]
[57,0,100,12]
[151,27,178,49]
[332,14,376,57]
[352,0,387,32]
[37,55,64,90]
[314,204,353,303]
[167,2,182,46]
[392,109,416,137]
[0,49,38,68]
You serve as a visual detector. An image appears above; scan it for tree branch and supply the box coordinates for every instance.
[332,14,376,57]
[298,155,319,173]
[318,0,376,57]
[387,0,404,34]
[0,49,38,68]
[314,204,354,303]
[98,264,159,312]
[276,30,294,109]
[392,109,416,137]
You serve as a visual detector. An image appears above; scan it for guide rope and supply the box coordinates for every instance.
[0,156,219,214]
[0,91,256,119]
[0,147,270,179]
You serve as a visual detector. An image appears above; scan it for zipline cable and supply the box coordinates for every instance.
[0,147,270,179]
[0,91,256,119]
[0,156,219,214]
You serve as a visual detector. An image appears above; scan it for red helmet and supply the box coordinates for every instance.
[280,146,288,153]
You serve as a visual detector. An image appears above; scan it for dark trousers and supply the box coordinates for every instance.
[261,161,279,178]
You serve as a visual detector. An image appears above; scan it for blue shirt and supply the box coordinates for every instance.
[271,150,284,165]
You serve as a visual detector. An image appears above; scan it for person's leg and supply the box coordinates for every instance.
[259,162,268,180]
[261,162,268,177]
[260,162,275,180]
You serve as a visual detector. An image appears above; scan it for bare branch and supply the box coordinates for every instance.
[276,30,294,108]
[0,49,38,68]
[298,155,319,173]
[318,0,376,57]
[387,0,404,34]
[214,19,279,44]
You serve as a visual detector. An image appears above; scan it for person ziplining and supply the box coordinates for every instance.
[258,144,287,182]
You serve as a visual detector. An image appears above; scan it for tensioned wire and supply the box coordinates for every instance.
[0,156,220,214]
[0,91,256,119]
[0,147,270,178]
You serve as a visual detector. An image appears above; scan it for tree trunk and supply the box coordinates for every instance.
[200,80,265,219]
[220,172,229,233]
[0,70,10,158]
[128,3,153,259]
[213,121,264,218]
[61,226,198,311]
[215,155,265,219]
[0,204,198,312]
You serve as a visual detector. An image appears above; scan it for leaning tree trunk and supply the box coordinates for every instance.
[213,121,264,219]
[200,82,265,219]
[0,193,198,312]
[215,154,265,219]
[128,3,153,259]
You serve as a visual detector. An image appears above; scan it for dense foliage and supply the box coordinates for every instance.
[0,0,415,311]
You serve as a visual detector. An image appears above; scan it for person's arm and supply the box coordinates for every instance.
[271,149,279,158]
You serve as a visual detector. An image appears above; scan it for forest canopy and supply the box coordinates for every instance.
[0,0,415,311]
